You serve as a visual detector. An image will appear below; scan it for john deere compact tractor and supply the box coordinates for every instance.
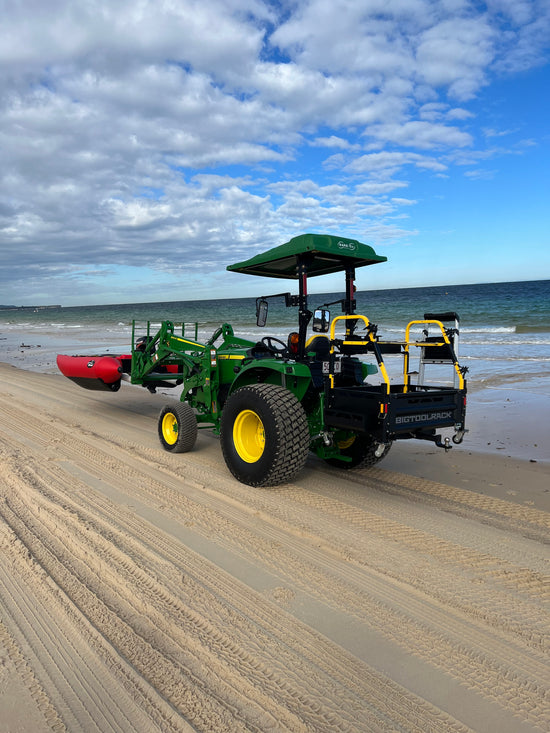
[58,233,468,486]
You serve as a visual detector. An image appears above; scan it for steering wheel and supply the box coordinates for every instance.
[261,336,287,354]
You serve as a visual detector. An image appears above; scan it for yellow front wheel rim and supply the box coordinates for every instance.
[233,409,265,463]
[161,412,178,445]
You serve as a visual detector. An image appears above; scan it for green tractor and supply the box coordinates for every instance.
[58,233,468,486]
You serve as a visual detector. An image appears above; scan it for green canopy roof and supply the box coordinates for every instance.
[227,233,387,279]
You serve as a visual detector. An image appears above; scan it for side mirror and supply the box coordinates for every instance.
[256,298,268,327]
[312,308,330,333]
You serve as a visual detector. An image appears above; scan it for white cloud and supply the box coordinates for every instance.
[346,151,448,176]
[415,18,496,100]
[486,0,534,26]
[365,120,473,149]
[270,0,417,77]
[0,0,268,77]
[311,136,361,150]
[464,169,496,180]
[482,127,517,138]
[419,103,474,121]
[355,180,409,195]
[446,107,474,121]
[391,197,417,206]
[418,102,449,121]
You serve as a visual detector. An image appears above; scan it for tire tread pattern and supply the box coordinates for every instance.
[221,383,310,487]
[158,402,198,453]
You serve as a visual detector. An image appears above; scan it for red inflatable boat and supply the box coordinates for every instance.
[56,354,130,391]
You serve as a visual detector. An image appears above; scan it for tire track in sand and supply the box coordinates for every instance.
[1,435,476,732]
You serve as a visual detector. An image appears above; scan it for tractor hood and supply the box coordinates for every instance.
[227,233,387,279]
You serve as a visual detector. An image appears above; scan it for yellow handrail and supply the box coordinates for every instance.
[329,314,370,341]
[328,315,391,393]
[404,320,464,391]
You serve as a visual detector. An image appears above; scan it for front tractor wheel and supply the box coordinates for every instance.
[325,434,392,470]
[158,402,198,453]
[220,384,310,487]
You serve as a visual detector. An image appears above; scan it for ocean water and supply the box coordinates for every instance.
[1,280,549,397]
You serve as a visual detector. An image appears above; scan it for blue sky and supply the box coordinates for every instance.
[1,0,549,306]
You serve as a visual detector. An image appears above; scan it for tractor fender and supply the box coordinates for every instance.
[228,360,312,402]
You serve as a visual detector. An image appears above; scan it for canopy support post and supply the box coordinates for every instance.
[297,256,312,359]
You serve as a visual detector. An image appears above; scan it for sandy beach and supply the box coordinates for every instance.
[0,360,548,732]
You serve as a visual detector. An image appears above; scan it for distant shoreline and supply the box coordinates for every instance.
[0,304,62,311]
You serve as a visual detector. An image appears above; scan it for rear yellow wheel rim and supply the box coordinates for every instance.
[233,409,265,463]
[337,435,356,450]
[162,412,178,445]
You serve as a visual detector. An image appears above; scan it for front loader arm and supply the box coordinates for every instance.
[131,321,207,382]
[130,320,223,424]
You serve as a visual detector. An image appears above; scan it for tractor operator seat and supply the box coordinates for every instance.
[305,335,331,359]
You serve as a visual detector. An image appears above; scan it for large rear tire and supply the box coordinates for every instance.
[158,402,198,453]
[220,384,309,487]
[325,434,392,470]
